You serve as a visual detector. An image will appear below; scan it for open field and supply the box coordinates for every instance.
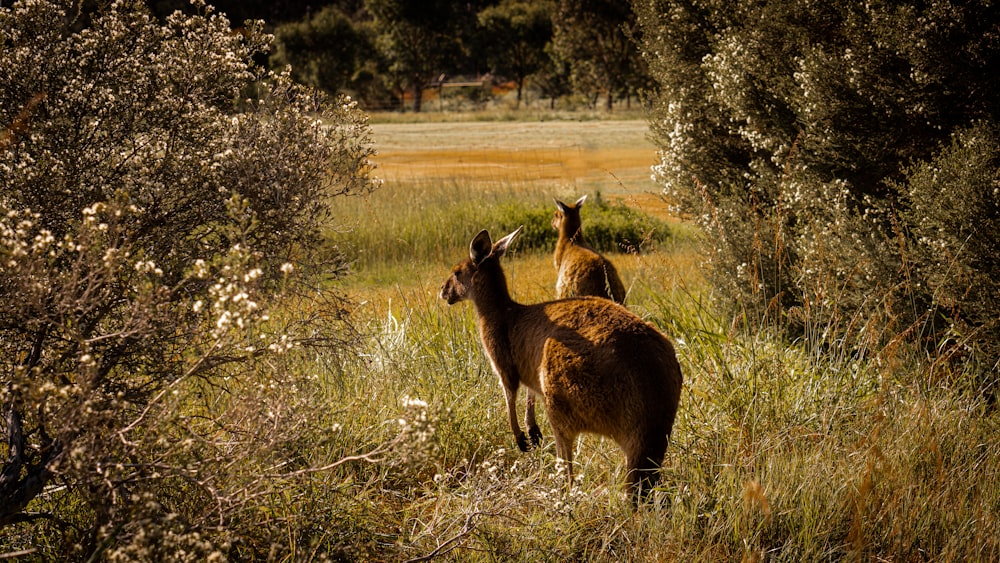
[315,119,1000,561]
[370,118,672,217]
[335,118,696,312]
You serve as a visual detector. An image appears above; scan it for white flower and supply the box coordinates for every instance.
[193,259,208,278]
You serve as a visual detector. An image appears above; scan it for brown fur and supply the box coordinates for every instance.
[528,195,628,441]
[440,227,682,502]
[552,195,627,304]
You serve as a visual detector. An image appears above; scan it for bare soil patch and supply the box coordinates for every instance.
[372,121,665,210]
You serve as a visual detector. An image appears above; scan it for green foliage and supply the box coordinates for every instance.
[637,0,1000,370]
[364,0,472,111]
[270,5,380,101]
[552,0,649,110]
[580,194,671,253]
[477,0,554,107]
[899,124,1000,377]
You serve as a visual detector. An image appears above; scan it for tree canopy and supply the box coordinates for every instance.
[261,0,649,110]
[477,0,553,108]
[553,0,646,110]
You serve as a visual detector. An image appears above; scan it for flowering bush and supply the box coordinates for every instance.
[0,0,377,555]
[636,0,1000,374]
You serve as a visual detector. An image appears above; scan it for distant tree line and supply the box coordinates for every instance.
[150,0,650,111]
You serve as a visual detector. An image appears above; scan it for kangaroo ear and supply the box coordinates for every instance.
[574,194,588,208]
[470,230,493,263]
[554,198,569,212]
[492,226,523,258]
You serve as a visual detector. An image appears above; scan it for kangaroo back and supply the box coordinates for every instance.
[441,227,681,503]
[552,196,627,304]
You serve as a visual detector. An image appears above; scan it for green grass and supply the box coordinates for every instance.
[308,120,1000,560]
[330,183,671,278]
[25,119,988,560]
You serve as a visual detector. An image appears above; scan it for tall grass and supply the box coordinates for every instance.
[117,120,997,560]
[330,178,672,287]
[313,133,1000,559]
[317,257,1000,560]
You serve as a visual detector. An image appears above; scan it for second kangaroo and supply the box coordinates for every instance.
[440,227,682,502]
[552,195,627,304]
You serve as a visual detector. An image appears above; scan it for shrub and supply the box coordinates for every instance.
[899,124,1000,382]
[0,0,376,556]
[636,0,1000,371]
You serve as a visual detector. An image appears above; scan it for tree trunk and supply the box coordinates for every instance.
[1,403,60,527]
[413,83,423,113]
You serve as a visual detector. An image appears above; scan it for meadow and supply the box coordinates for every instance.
[314,115,1000,561]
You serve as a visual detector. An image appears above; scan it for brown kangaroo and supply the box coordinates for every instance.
[440,227,682,502]
[525,195,629,440]
[552,195,627,304]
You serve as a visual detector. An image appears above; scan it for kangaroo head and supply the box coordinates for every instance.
[440,226,522,305]
[552,195,587,237]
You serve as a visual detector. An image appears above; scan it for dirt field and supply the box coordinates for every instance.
[371,119,673,220]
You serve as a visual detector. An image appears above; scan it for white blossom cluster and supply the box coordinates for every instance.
[394,395,440,467]
[1,0,378,551]
[206,249,262,338]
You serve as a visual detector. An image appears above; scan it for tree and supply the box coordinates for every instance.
[533,47,573,109]
[552,0,645,110]
[1,0,376,553]
[365,0,464,112]
[270,5,380,101]
[477,0,553,108]
[149,0,356,26]
[636,0,1000,370]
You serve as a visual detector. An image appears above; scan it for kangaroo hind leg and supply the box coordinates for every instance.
[551,427,578,491]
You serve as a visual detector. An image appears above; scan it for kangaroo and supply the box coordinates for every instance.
[523,195,630,442]
[552,195,627,304]
[440,227,682,502]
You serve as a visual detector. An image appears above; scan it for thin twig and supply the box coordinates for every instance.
[403,511,480,563]
[264,435,402,479]
[0,549,39,560]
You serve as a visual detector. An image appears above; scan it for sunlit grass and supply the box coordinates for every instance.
[311,119,1000,561]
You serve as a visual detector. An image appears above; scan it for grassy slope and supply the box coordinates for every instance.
[319,117,1000,561]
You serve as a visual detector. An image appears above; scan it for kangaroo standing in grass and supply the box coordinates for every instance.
[524,195,630,444]
[553,195,627,304]
[440,227,682,502]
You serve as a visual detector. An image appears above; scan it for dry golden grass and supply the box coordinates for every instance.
[371,119,658,195]
[319,118,1000,562]
[342,118,699,319]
